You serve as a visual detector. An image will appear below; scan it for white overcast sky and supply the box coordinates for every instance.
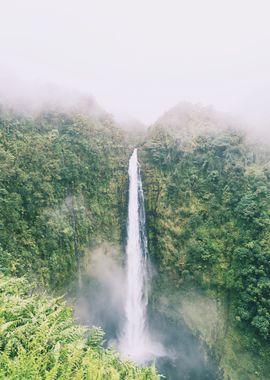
[0,0,270,126]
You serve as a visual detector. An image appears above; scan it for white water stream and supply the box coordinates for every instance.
[119,148,163,364]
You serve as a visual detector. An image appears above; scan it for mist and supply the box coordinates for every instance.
[1,0,270,133]
[74,244,126,344]
[71,242,221,379]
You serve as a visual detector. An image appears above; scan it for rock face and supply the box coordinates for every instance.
[140,103,270,380]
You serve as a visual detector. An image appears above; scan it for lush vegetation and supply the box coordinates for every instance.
[0,105,163,379]
[0,275,159,379]
[0,106,129,288]
[140,104,270,379]
[1,101,270,379]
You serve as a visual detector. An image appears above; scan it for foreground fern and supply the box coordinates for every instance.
[0,276,159,380]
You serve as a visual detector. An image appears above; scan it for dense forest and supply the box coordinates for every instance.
[0,105,128,287]
[0,102,270,379]
[140,103,270,379]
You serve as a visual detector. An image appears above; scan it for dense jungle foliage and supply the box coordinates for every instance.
[0,276,159,379]
[140,104,270,379]
[0,106,129,288]
[0,106,160,379]
[1,101,270,379]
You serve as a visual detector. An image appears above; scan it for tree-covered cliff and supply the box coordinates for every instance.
[0,106,129,288]
[140,103,270,379]
[1,101,270,379]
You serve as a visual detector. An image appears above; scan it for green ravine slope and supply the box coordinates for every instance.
[0,106,129,287]
[0,102,270,379]
[140,103,270,380]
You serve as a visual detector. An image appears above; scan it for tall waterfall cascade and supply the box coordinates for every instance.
[119,148,163,364]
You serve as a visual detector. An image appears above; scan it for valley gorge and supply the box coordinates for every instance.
[0,102,270,379]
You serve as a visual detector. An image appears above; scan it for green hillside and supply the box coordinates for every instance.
[0,106,129,288]
[140,103,270,379]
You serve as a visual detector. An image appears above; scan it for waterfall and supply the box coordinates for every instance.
[119,148,163,364]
